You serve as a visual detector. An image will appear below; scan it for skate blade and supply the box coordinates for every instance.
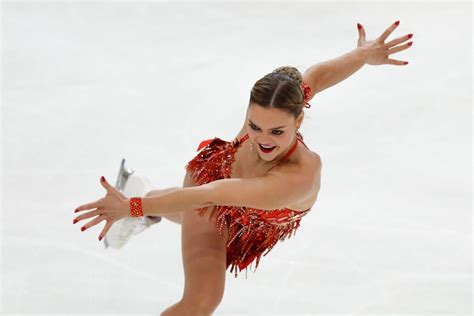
[103,159,135,249]
[115,158,135,192]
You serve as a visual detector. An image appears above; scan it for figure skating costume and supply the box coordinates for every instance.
[185,132,311,278]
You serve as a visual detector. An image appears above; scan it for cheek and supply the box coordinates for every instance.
[278,134,291,144]
[276,135,294,149]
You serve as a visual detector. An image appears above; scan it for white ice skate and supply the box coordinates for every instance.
[103,158,162,249]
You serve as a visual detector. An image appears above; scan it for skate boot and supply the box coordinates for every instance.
[103,159,162,249]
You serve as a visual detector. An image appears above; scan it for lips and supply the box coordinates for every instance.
[259,144,276,153]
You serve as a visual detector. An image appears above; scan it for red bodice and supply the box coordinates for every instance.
[184,132,311,278]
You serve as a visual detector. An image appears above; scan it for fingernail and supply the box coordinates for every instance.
[407,34,413,39]
[81,227,86,231]
[73,219,78,224]
[407,42,413,46]
[404,61,409,65]
[357,23,362,30]
[101,176,105,182]
[98,236,102,241]
[395,20,400,26]
[74,209,79,213]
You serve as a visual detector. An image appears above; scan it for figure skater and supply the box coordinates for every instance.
[73,21,413,315]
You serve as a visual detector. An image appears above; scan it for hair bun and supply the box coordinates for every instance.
[271,66,303,85]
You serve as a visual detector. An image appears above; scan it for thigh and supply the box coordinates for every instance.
[180,171,229,306]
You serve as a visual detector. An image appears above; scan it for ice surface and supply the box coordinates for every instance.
[2,1,471,315]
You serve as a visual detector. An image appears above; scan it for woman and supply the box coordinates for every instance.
[73,21,413,315]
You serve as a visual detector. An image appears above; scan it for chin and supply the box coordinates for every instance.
[258,148,278,158]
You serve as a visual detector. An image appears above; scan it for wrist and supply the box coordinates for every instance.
[129,197,145,217]
[121,198,131,217]
[354,47,369,64]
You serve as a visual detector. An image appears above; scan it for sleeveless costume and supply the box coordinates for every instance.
[184,131,312,278]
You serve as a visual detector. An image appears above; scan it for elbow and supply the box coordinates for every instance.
[201,182,223,207]
[181,185,215,210]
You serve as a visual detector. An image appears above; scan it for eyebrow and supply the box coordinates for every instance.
[248,119,287,130]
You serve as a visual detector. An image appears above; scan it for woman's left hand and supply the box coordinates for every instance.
[357,20,413,66]
[73,176,130,241]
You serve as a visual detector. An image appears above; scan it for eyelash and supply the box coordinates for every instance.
[248,123,284,135]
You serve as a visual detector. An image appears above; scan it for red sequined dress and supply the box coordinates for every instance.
[184,131,311,278]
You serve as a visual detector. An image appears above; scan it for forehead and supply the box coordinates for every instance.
[247,105,292,124]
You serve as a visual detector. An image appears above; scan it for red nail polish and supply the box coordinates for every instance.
[81,227,86,231]
[407,34,413,39]
[75,209,79,213]
[101,176,105,182]
[357,23,362,30]
[404,61,409,65]
[73,219,78,224]
[99,236,102,241]
[407,42,413,46]
[395,20,400,26]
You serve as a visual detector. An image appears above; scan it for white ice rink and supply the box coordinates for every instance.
[2,1,472,315]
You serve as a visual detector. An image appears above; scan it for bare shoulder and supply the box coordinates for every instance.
[271,149,321,185]
[268,151,321,211]
[293,150,322,209]
[298,150,322,183]
[309,151,322,172]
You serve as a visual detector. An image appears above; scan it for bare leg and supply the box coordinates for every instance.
[145,188,183,225]
[160,299,214,316]
[160,171,228,315]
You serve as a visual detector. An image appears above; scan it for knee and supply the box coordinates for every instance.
[161,298,221,316]
[183,296,222,315]
[182,281,224,315]
[202,289,224,313]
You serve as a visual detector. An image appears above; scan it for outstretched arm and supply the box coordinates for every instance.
[303,47,368,97]
[303,21,413,98]
[140,160,319,216]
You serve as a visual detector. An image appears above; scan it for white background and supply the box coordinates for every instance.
[2,0,472,315]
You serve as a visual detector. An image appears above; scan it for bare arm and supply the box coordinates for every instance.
[141,185,214,216]
[303,47,368,98]
[140,162,317,216]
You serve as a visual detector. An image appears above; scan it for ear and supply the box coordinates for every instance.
[296,111,304,127]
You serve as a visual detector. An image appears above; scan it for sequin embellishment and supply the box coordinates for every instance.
[184,132,311,278]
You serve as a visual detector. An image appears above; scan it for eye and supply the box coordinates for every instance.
[248,123,259,131]
[248,123,284,135]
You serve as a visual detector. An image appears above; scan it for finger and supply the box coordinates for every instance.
[357,23,366,42]
[378,20,400,43]
[75,198,103,213]
[387,42,413,55]
[98,220,114,241]
[100,175,113,191]
[79,214,107,232]
[73,208,103,224]
[100,176,124,200]
[385,33,414,49]
[386,58,409,66]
